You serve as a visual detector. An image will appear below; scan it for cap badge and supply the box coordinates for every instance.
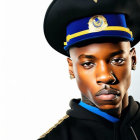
[88,15,108,32]
[93,0,98,3]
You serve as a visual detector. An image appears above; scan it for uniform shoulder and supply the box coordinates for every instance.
[38,115,69,140]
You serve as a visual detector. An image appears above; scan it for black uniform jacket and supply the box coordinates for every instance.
[39,96,140,140]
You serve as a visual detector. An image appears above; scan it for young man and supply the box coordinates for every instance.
[39,0,140,139]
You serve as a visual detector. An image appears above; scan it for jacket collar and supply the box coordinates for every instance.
[66,96,140,125]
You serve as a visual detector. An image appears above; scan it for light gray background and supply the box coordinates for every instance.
[1,0,140,140]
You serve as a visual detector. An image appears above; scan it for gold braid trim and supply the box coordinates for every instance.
[39,115,69,139]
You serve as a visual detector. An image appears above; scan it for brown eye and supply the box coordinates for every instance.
[111,58,125,65]
[81,62,95,69]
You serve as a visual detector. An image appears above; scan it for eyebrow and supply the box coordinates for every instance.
[78,54,95,59]
[78,50,125,60]
[109,50,125,57]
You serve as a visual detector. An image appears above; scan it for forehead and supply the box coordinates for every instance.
[69,41,130,58]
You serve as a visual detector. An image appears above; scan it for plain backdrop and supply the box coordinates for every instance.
[1,0,140,140]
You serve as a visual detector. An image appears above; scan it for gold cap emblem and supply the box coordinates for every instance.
[93,0,98,3]
[88,15,108,32]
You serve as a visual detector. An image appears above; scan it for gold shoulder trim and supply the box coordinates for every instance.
[39,115,69,139]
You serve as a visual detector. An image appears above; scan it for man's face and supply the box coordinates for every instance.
[68,41,136,110]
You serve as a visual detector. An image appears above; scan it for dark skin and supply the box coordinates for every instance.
[67,41,137,118]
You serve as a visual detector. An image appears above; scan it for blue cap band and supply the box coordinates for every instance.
[64,14,134,51]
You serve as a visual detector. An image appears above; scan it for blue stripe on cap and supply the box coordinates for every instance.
[79,101,120,123]
[64,30,133,50]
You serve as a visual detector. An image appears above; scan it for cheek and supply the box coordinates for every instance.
[122,66,131,90]
[73,64,97,94]
[114,58,132,91]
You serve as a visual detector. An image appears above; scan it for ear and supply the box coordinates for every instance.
[67,57,75,78]
[130,48,137,70]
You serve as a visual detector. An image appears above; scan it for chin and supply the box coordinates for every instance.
[92,94,122,110]
[97,104,121,110]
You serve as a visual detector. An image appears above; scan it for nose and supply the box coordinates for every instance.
[96,60,116,85]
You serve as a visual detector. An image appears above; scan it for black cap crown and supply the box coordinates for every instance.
[44,0,140,56]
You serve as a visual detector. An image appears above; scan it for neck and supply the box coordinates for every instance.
[81,93,129,118]
[81,94,96,107]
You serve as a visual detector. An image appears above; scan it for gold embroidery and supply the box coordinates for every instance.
[39,115,69,139]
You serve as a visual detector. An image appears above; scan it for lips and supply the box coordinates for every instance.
[96,88,120,101]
